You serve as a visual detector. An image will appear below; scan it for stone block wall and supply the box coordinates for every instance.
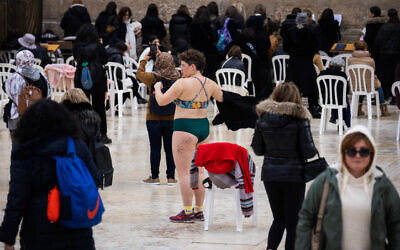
[43,0,400,41]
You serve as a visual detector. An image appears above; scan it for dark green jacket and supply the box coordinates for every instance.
[295,167,400,250]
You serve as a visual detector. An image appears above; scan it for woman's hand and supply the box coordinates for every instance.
[125,43,132,50]
[154,81,163,90]
[4,244,14,250]
[144,51,151,61]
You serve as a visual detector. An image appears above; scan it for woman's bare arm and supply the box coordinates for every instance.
[154,79,183,106]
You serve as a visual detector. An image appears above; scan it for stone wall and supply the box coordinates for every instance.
[43,0,400,41]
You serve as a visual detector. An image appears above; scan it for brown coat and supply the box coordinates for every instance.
[347,50,381,92]
[136,60,174,121]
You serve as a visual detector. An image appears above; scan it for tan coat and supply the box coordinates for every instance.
[347,50,381,92]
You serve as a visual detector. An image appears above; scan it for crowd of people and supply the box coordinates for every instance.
[0,0,400,249]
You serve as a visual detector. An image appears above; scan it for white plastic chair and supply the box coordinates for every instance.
[123,56,139,73]
[391,81,400,141]
[65,56,77,67]
[105,62,134,119]
[0,50,18,63]
[336,54,352,72]
[0,63,17,74]
[203,170,258,232]
[33,58,41,66]
[215,68,247,117]
[320,55,331,69]
[272,55,290,86]
[241,54,254,92]
[50,77,67,102]
[0,72,12,115]
[347,64,380,119]
[316,75,348,135]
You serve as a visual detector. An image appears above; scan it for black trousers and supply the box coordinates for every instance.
[84,90,107,136]
[263,181,305,250]
[146,120,175,179]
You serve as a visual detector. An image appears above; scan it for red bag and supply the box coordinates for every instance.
[47,186,60,223]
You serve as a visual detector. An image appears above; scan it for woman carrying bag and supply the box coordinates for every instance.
[296,125,400,250]
[251,82,318,250]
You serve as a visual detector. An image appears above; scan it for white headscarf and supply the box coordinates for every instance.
[16,50,40,81]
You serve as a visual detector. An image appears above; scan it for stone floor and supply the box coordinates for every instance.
[0,104,399,249]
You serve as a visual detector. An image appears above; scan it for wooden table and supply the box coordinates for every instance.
[40,44,60,52]
[329,43,355,54]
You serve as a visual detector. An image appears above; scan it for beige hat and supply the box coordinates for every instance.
[18,33,37,50]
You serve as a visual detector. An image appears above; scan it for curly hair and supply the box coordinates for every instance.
[178,48,206,72]
[13,99,80,144]
[61,88,90,104]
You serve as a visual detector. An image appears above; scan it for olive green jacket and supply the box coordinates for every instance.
[295,167,400,250]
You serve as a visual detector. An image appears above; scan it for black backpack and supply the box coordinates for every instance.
[149,77,175,116]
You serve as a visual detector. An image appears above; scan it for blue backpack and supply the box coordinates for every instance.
[53,137,105,228]
[81,62,93,90]
[216,18,233,52]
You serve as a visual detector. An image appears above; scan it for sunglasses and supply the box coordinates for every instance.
[345,147,371,158]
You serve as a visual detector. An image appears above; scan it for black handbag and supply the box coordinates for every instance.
[303,152,329,182]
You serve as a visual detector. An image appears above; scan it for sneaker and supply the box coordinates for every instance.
[192,211,204,221]
[167,178,177,186]
[101,135,112,144]
[142,176,160,185]
[169,210,194,223]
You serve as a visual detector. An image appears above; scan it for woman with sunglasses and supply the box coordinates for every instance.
[296,125,400,250]
[154,49,223,222]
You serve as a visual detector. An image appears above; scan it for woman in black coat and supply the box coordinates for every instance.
[141,4,166,45]
[376,9,400,100]
[251,82,317,250]
[314,8,341,54]
[190,6,220,80]
[73,24,111,144]
[60,0,91,38]
[0,99,101,250]
[95,1,117,46]
[169,5,192,46]
[285,13,320,118]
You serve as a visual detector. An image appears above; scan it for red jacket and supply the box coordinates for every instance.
[195,142,254,193]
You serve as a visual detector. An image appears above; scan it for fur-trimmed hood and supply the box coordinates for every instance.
[256,99,312,120]
[366,16,388,25]
[61,100,100,127]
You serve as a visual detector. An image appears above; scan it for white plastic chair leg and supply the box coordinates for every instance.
[376,92,381,118]
[338,108,343,135]
[324,108,330,132]
[109,93,115,120]
[252,183,258,227]
[204,187,214,231]
[367,95,372,120]
[130,91,136,112]
[319,107,326,135]
[397,114,400,142]
[351,94,358,117]
[117,93,123,118]
[235,188,243,232]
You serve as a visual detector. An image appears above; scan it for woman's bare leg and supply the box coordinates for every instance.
[172,131,198,207]
[193,136,210,207]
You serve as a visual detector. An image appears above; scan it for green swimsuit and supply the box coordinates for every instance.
[173,76,210,142]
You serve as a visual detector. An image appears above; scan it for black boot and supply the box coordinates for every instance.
[309,106,321,119]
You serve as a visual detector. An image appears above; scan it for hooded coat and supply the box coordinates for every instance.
[295,125,400,250]
[0,136,100,249]
[60,4,91,37]
[364,16,387,58]
[251,99,318,182]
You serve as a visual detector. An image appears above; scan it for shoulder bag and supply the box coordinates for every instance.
[311,178,330,250]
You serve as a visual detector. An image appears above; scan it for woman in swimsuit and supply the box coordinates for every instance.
[154,49,223,223]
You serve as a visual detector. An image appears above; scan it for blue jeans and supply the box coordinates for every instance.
[146,120,175,179]
[359,87,385,104]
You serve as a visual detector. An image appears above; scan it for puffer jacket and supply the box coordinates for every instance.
[60,4,91,37]
[73,42,107,93]
[347,50,380,91]
[0,135,100,249]
[375,22,400,56]
[251,99,318,182]
[169,13,192,45]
